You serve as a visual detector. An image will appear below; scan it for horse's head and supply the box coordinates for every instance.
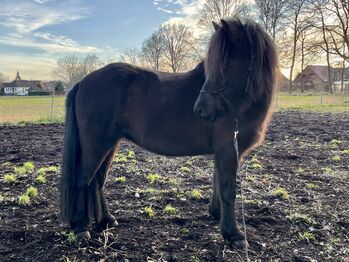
[194,18,276,122]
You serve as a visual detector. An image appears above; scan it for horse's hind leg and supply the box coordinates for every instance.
[71,142,116,237]
[94,148,119,230]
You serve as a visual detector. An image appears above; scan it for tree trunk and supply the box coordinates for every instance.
[289,24,298,94]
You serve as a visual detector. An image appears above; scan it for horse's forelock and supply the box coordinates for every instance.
[204,27,227,79]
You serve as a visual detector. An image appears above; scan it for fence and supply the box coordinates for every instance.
[0,93,348,124]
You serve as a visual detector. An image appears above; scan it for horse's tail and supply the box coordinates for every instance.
[60,83,80,224]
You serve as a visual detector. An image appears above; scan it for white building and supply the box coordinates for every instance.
[3,71,43,96]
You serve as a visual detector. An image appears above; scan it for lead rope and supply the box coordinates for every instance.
[233,119,250,262]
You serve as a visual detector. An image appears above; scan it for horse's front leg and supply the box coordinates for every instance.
[214,144,246,248]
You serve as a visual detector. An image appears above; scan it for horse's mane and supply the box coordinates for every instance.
[205,17,277,102]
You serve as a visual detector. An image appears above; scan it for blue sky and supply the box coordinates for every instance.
[0,0,204,80]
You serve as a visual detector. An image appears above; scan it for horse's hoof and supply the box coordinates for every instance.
[76,231,91,240]
[107,219,118,228]
[232,239,249,250]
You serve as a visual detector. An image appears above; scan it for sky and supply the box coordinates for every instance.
[0,0,206,80]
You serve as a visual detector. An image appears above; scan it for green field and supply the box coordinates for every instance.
[0,96,65,123]
[0,94,348,124]
[275,94,349,113]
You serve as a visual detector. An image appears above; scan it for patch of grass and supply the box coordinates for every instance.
[185,160,193,166]
[322,167,333,174]
[144,207,156,218]
[13,166,27,175]
[37,167,46,175]
[329,139,341,149]
[23,162,35,173]
[305,182,319,189]
[146,173,161,184]
[66,232,77,244]
[271,187,289,200]
[26,186,38,197]
[168,178,181,186]
[163,204,177,214]
[0,96,66,124]
[298,231,316,242]
[114,154,128,163]
[296,167,305,174]
[341,149,349,155]
[115,176,127,183]
[18,194,30,206]
[289,213,316,225]
[179,166,191,173]
[189,256,200,262]
[190,189,203,200]
[1,162,14,168]
[331,155,341,161]
[127,150,136,159]
[0,194,4,203]
[36,175,46,184]
[3,174,16,183]
[251,163,263,169]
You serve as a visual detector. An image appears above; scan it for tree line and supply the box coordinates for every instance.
[53,0,349,93]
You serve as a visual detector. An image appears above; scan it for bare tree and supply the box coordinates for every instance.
[255,0,288,40]
[53,54,102,88]
[159,23,195,72]
[81,54,103,76]
[324,0,349,62]
[199,0,251,31]
[141,30,163,71]
[53,55,82,88]
[310,0,335,93]
[284,0,314,93]
[119,48,141,65]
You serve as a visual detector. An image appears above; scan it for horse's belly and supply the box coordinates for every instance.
[126,128,213,157]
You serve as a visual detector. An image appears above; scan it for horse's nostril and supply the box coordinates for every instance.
[195,107,206,117]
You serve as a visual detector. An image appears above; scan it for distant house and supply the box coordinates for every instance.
[3,71,45,96]
[276,71,290,92]
[293,65,349,92]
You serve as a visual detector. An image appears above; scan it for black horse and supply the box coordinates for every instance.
[60,17,277,248]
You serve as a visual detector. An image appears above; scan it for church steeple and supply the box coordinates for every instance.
[15,70,21,81]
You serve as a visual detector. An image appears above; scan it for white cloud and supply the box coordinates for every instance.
[157,7,175,14]
[0,0,95,54]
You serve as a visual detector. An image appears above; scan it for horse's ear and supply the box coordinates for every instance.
[212,21,221,31]
[220,19,230,33]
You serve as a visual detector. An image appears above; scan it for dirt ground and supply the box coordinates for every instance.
[0,111,348,262]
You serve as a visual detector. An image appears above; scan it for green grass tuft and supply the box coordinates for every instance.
[18,194,30,205]
[144,207,156,218]
[4,174,16,183]
[115,176,127,183]
[298,231,316,242]
[36,175,46,184]
[163,204,177,214]
[272,187,289,200]
[26,186,38,197]
[179,166,191,173]
[331,155,341,161]
[190,189,203,200]
[66,232,77,244]
[146,173,161,184]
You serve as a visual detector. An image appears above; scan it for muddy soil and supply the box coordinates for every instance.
[0,111,348,261]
